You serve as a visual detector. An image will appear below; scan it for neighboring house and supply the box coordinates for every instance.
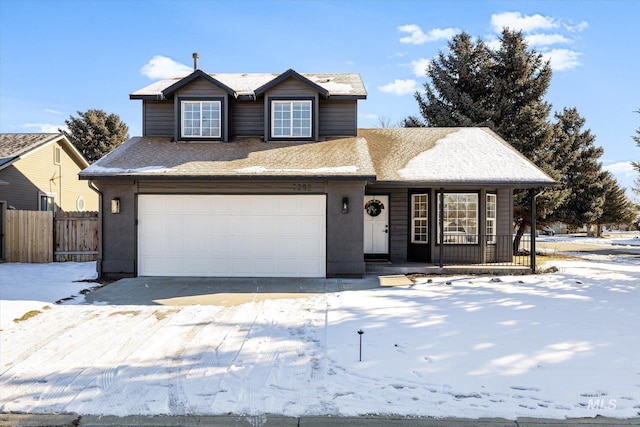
[79,67,555,279]
[0,133,98,212]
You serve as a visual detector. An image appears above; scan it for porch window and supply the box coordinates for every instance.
[486,193,497,244]
[437,192,478,244]
[271,100,312,138]
[411,193,428,243]
[181,100,221,138]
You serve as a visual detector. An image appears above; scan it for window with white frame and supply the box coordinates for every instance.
[181,100,221,138]
[271,100,312,138]
[437,192,478,244]
[486,193,497,244]
[411,193,429,243]
[39,192,56,212]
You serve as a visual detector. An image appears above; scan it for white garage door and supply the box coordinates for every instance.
[138,194,326,277]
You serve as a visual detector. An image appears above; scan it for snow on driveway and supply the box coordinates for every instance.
[1,254,639,420]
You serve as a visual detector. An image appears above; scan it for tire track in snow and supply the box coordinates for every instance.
[0,307,100,375]
[1,307,183,414]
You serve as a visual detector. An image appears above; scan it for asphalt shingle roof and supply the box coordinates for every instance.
[80,128,555,187]
[0,133,62,168]
[81,137,376,179]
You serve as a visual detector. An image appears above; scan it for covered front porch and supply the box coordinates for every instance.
[365,231,534,276]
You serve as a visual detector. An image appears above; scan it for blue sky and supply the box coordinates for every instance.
[1,0,638,199]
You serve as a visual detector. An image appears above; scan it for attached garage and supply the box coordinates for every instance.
[138,194,326,277]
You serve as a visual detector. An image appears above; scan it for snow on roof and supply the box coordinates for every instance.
[361,128,556,186]
[399,128,554,184]
[131,72,366,98]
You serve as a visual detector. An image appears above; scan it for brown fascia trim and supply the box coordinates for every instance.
[371,180,557,188]
[130,94,367,101]
[79,174,377,182]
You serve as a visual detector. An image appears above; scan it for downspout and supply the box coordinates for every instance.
[88,180,103,278]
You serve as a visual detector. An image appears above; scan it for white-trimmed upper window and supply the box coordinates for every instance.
[181,100,221,138]
[271,100,312,138]
[486,193,497,244]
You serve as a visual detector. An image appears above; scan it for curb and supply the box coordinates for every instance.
[2,414,640,427]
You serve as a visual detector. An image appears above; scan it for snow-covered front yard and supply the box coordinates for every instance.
[1,235,639,420]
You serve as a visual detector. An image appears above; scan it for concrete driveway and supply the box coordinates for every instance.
[85,276,382,306]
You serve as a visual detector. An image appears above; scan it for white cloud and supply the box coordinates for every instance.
[565,20,589,33]
[21,123,67,133]
[525,33,571,47]
[410,58,430,77]
[44,108,62,115]
[362,113,379,120]
[491,11,559,33]
[378,79,418,95]
[141,55,192,79]
[399,24,458,45]
[542,48,582,71]
[604,161,636,175]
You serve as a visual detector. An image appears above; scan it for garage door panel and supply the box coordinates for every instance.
[138,194,326,277]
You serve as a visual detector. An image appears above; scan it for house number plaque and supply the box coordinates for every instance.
[292,183,313,192]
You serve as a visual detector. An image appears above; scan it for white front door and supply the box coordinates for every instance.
[363,195,389,254]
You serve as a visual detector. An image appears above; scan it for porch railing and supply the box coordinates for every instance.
[436,234,532,267]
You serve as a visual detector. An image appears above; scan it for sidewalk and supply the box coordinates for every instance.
[2,414,639,426]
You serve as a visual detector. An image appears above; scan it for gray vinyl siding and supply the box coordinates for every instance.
[319,100,357,136]
[143,101,173,136]
[0,165,40,210]
[175,78,228,97]
[230,100,264,137]
[265,78,317,97]
[141,77,359,140]
[137,180,327,194]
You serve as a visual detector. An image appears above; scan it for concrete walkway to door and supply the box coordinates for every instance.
[84,275,383,306]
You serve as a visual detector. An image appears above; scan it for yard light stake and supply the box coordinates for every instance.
[358,329,364,361]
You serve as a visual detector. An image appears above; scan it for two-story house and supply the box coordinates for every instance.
[79,67,554,279]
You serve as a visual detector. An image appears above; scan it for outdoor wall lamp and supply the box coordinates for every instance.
[342,197,349,214]
[111,198,120,214]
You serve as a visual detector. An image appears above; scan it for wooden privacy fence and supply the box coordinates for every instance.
[4,210,99,263]
[54,211,99,262]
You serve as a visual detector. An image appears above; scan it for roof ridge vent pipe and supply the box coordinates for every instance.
[192,52,199,70]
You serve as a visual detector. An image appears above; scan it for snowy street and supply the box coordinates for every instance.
[1,235,639,420]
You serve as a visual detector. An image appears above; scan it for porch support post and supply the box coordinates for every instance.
[439,188,444,268]
[530,189,537,273]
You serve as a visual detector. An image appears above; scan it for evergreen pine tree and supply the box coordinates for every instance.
[412,32,493,128]
[597,172,637,234]
[550,108,607,229]
[61,109,129,163]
